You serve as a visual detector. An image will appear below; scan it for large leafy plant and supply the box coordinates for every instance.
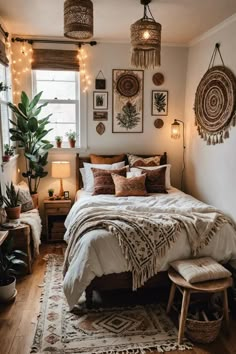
[0,236,27,286]
[8,91,53,194]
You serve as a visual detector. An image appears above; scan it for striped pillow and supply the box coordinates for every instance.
[112,174,147,197]
[170,257,231,284]
[127,153,161,167]
[92,167,127,195]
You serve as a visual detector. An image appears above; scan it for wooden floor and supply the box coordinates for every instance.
[0,244,236,354]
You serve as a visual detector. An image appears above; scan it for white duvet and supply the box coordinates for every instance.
[63,188,236,309]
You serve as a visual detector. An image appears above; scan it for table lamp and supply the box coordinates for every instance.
[51,161,71,197]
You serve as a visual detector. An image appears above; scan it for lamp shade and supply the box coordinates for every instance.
[51,161,71,178]
[171,121,181,139]
[64,0,93,39]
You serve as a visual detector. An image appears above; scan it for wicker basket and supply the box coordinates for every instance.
[185,315,223,343]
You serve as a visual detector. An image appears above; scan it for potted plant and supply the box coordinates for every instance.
[8,91,53,207]
[0,236,27,302]
[2,144,15,163]
[0,182,21,220]
[66,130,76,148]
[55,136,62,148]
[48,188,54,198]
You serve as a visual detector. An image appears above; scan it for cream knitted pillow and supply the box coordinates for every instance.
[170,257,231,283]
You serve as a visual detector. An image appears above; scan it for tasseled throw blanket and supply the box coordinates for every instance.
[63,207,235,290]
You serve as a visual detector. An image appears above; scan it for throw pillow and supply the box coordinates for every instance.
[170,257,231,284]
[92,167,127,195]
[140,166,167,193]
[127,153,161,167]
[83,161,125,193]
[15,181,34,212]
[90,153,125,164]
[112,174,147,197]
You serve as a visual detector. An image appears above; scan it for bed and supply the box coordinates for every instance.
[63,153,236,310]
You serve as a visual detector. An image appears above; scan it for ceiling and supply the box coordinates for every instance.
[0,0,236,44]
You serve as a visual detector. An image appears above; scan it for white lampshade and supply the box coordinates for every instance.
[51,161,71,178]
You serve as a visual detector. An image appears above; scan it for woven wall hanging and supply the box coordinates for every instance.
[194,43,236,145]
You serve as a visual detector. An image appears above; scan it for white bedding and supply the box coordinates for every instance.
[63,188,236,309]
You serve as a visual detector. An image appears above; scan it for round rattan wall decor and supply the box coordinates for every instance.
[116,73,140,97]
[194,65,236,144]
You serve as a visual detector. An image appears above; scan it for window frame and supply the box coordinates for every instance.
[32,69,81,147]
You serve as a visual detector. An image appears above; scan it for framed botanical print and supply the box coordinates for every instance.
[93,91,108,110]
[112,69,144,133]
[152,90,168,116]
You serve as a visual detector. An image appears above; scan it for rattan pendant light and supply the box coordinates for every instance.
[131,0,161,69]
[64,0,94,39]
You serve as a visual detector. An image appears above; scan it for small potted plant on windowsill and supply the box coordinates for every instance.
[2,144,15,163]
[66,130,76,148]
[0,182,21,220]
[55,136,62,148]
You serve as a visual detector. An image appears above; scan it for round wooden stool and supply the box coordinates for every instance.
[166,267,233,344]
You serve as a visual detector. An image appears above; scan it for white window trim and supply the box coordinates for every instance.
[32,70,87,150]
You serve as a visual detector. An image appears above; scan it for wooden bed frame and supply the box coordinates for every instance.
[75,152,170,306]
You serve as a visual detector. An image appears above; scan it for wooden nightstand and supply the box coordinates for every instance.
[44,199,72,242]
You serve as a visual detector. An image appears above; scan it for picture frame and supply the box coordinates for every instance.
[93,111,108,121]
[152,90,168,116]
[64,191,69,199]
[93,91,108,110]
[112,69,144,133]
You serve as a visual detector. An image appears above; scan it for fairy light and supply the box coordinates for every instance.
[10,41,33,101]
[78,47,91,93]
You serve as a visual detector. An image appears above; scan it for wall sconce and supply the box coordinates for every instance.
[51,161,71,197]
[171,119,185,190]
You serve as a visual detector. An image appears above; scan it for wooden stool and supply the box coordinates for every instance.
[166,267,232,345]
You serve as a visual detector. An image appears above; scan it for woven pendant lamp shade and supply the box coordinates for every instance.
[64,0,93,40]
[131,1,161,69]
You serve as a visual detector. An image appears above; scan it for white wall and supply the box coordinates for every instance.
[12,42,188,207]
[185,17,236,221]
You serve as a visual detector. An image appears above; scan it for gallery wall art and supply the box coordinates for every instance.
[112,69,144,133]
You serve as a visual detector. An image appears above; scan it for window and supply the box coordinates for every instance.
[33,70,80,145]
[0,63,11,153]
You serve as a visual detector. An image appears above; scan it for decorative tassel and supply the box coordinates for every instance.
[224,130,229,139]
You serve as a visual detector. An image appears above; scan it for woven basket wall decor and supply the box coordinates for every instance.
[194,65,236,145]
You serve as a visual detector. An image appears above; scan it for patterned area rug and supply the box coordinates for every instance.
[31,254,192,354]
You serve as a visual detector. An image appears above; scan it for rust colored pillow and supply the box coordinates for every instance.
[92,167,127,195]
[127,153,161,167]
[140,166,167,193]
[90,153,126,164]
[112,174,147,197]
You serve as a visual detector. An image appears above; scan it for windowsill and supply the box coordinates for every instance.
[1,154,19,172]
[50,147,88,154]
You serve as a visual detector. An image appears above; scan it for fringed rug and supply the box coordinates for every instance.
[31,254,192,354]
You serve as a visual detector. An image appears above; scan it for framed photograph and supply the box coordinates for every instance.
[112,69,144,133]
[93,111,108,121]
[152,90,168,116]
[93,91,108,110]
[64,191,69,199]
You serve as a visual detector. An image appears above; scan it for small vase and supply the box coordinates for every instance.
[5,205,21,220]
[69,139,76,148]
[56,141,62,148]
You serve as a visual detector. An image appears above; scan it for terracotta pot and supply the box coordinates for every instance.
[5,205,21,220]
[31,193,39,209]
[56,141,62,148]
[0,276,16,302]
[69,139,76,148]
[2,155,10,162]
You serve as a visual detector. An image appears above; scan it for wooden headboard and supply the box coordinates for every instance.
[76,152,167,191]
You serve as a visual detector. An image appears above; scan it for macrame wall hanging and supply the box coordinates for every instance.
[194,43,236,145]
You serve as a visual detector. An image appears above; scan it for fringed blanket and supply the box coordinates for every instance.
[64,207,234,290]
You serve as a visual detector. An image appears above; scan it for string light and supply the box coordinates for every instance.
[78,47,91,93]
[10,41,33,101]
